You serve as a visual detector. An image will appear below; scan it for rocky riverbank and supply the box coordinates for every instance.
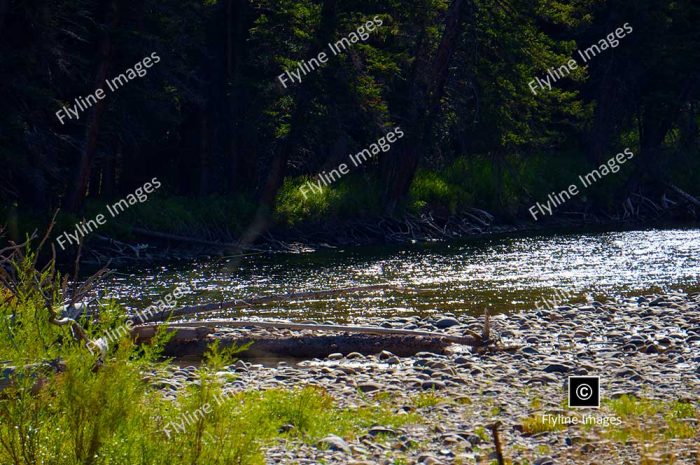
[160,291,700,464]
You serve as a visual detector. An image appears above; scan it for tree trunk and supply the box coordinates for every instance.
[226,0,251,191]
[198,103,211,196]
[100,142,119,198]
[239,0,338,246]
[66,0,118,213]
[625,77,698,194]
[679,102,697,148]
[588,75,621,164]
[381,0,467,212]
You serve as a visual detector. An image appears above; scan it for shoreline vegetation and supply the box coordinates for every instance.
[0,241,698,464]
[5,153,698,265]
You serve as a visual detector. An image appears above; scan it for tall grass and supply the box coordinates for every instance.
[275,175,383,225]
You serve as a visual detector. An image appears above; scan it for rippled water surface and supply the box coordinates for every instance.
[102,228,700,321]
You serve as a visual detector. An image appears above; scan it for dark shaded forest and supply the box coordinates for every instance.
[1,0,699,248]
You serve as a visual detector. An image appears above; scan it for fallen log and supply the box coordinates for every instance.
[133,319,481,346]
[131,319,481,359]
[167,334,453,359]
[137,284,421,323]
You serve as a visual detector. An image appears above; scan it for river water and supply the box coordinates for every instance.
[102,227,700,322]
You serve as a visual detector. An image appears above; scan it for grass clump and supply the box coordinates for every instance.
[604,395,698,442]
[256,385,337,438]
[275,176,341,224]
[350,398,420,431]
[412,391,446,409]
[520,413,567,435]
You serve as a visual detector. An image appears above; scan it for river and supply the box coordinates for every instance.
[101,227,700,322]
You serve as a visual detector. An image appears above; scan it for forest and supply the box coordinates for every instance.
[1,0,699,248]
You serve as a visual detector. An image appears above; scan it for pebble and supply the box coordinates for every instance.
[368,426,398,437]
[543,363,570,373]
[421,380,446,390]
[357,382,383,393]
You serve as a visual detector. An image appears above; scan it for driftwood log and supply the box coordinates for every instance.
[160,334,453,359]
[131,320,482,359]
[131,227,243,249]
[127,284,481,359]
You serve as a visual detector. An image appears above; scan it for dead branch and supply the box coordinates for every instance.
[0,216,107,347]
[131,227,248,250]
[488,421,506,465]
[668,184,700,207]
[482,308,491,342]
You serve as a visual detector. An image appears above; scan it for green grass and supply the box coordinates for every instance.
[411,391,446,409]
[521,413,567,435]
[274,175,383,225]
[604,395,698,441]
[3,146,699,246]
[273,148,656,225]
[520,395,698,444]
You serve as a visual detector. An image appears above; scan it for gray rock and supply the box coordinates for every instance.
[319,434,350,453]
[543,363,571,373]
[368,426,398,437]
[357,382,383,393]
[421,380,446,390]
[527,373,559,384]
[278,423,295,433]
[462,434,482,445]
[534,457,554,465]
[435,317,460,328]
[645,344,660,354]
[417,454,444,465]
